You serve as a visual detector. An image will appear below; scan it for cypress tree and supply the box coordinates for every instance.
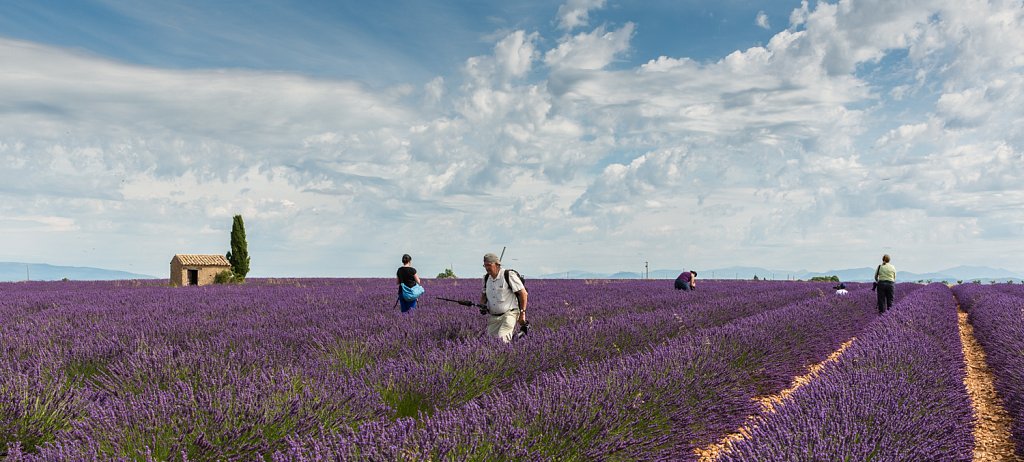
[226,214,250,279]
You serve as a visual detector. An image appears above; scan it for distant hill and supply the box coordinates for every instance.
[0,262,158,282]
[539,265,1023,283]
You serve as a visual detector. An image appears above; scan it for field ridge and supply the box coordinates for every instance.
[695,337,857,461]
[958,306,1022,461]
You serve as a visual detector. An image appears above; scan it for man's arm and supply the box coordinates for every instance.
[516,289,528,321]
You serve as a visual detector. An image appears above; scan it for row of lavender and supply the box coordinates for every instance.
[953,282,1024,458]
[1,278,820,361]
[314,281,839,424]
[0,279,825,387]
[718,283,974,461]
[1,279,838,459]
[271,288,884,460]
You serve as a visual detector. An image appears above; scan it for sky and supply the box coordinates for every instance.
[1,0,1023,279]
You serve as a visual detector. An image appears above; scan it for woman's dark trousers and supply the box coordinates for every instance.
[876,281,894,313]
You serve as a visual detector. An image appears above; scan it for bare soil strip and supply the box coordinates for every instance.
[958,308,1023,461]
[694,338,856,461]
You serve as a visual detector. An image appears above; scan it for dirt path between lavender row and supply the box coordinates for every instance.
[958,307,1023,461]
[697,302,1022,461]
[694,338,856,461]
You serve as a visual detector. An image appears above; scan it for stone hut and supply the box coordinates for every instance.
[170,254,231,286]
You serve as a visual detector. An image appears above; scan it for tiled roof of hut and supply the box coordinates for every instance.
[172,254,231,266]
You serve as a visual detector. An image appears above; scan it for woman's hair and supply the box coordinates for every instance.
[882,254,890,263]
[402,254,412,264]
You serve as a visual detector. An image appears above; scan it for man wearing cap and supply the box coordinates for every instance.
[479,252,528,343]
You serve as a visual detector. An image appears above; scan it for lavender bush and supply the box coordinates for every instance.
[336,281,829,419]
[719,283,974,461]
[0,279,892,460]
[953,284,1024,458]
[276,287,880,460]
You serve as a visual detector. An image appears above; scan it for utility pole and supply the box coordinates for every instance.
[645,261,649,279]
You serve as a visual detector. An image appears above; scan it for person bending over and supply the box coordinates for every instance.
[675,270,697,291]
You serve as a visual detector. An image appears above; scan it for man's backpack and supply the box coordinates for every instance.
[483,269,527,304]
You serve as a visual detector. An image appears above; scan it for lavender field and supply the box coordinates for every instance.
[1,278,1018,460]
[953,282,1024,459]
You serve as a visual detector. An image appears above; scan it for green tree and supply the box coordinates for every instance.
[436,268,457,279]
[214,270,238,284]
[226,215,250,280]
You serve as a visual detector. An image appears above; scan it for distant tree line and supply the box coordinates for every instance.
[809,276,840,282]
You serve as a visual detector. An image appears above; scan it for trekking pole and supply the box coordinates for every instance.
[436,297,486,308]
[436,297,488,314]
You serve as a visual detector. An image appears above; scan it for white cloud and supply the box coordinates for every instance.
[424,76,445,106]
[534,0,1024,273]
[494,30,539,81]
[936,88,993,128]
[0,38,414,155]
[571,147,691,215]
[756,11,771,30]
[0,215,79,232]
[875,121,932,147]
[556,0,606,31]
[544,23,635,71]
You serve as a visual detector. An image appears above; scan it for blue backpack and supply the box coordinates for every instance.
[400,283,425,301]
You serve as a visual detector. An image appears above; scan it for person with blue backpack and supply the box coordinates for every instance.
[396,254,424,313]
[479,252,528,343]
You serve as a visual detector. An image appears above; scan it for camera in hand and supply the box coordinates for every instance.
[513,320,530,341]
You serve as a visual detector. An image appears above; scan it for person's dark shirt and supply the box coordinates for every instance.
[397,266,417,287]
